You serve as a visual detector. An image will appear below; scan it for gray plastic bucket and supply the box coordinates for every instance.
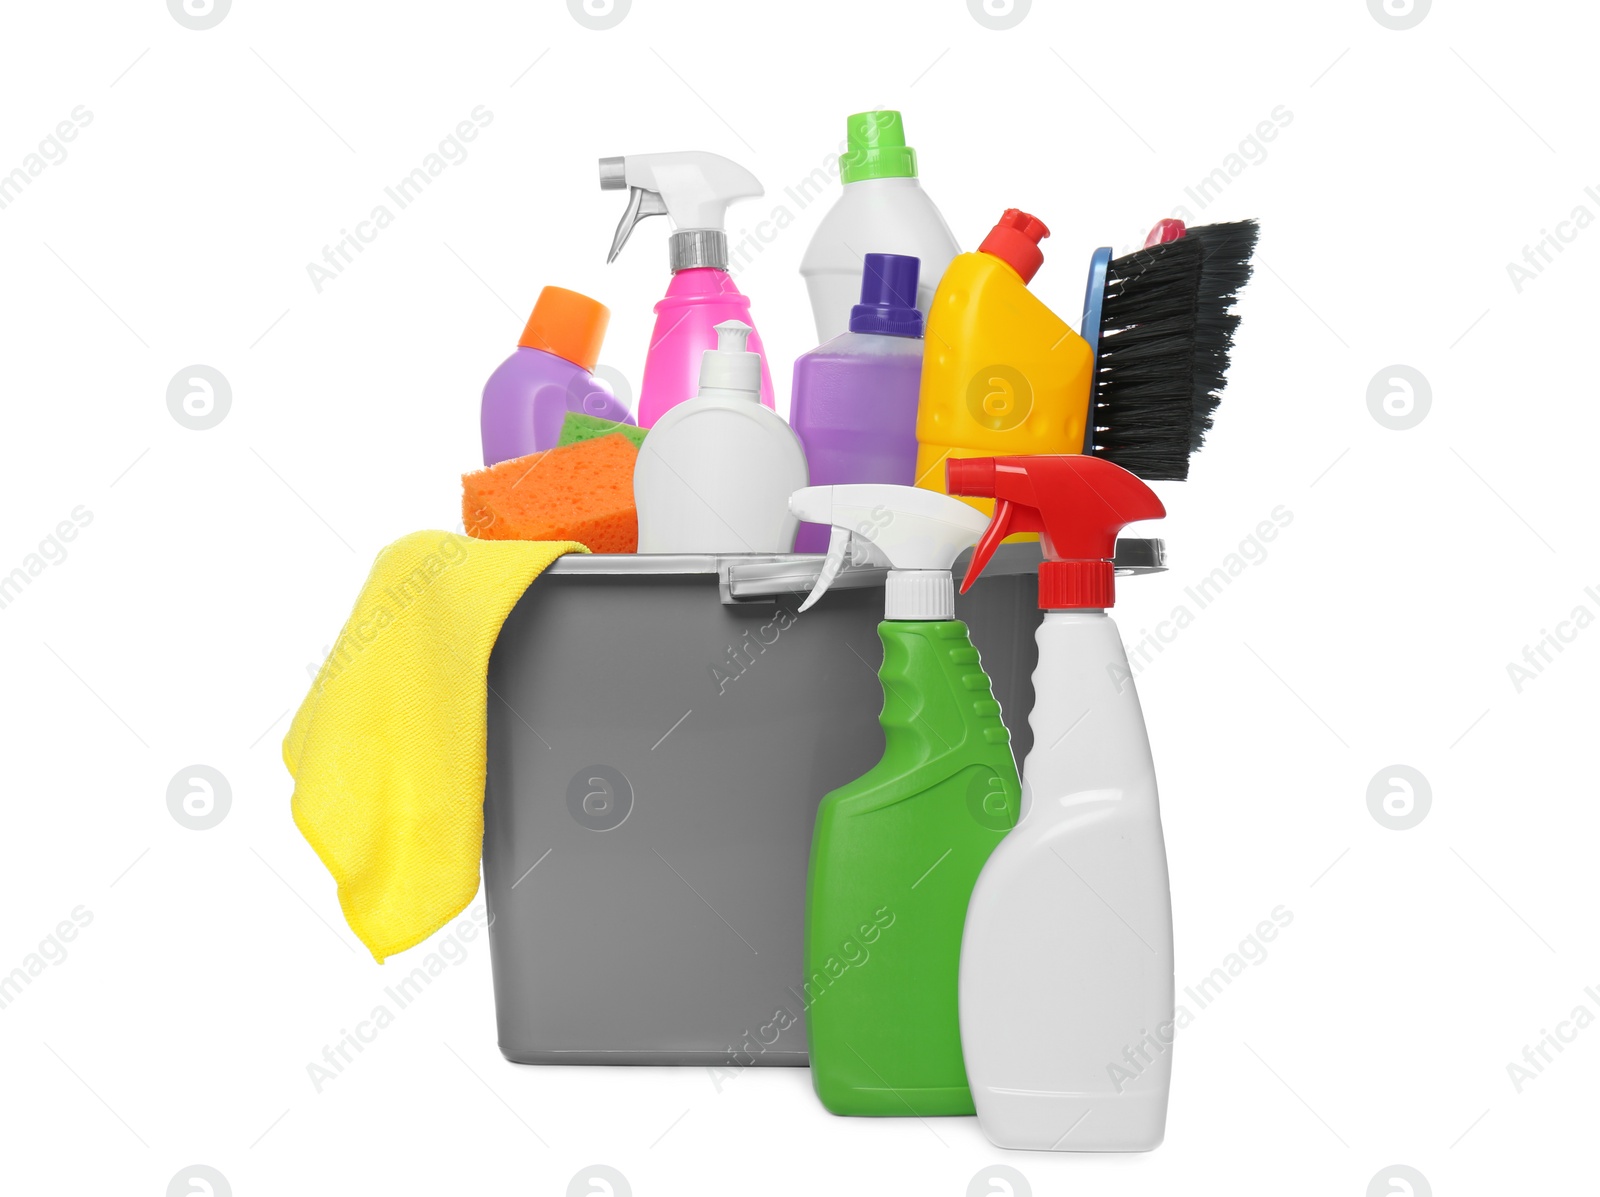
[482,541,1161,1067]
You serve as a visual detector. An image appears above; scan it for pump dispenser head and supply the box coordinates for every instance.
[598,151,764,272]
[696,320,762,402]
[949,456,1165,609]
[789,484,992,619]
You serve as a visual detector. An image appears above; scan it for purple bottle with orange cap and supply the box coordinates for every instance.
[480,285,634,466]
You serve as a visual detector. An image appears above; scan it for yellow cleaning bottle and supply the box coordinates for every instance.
[914,209,1093,524]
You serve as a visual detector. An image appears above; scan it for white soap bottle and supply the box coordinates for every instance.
[948,453,1174,1152]
[633,320,807,553]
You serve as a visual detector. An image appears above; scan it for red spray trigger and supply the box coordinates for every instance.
[961,498,1043,593]
[948,456,1166,608]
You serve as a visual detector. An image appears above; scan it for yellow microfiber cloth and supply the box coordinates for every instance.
[284,530,586,962]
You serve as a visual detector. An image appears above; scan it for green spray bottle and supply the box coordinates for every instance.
[788,483,1022,1116]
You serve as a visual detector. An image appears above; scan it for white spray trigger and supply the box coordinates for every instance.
[789,484,992,619]
[599,151,763,268]
[795,525,890,612]
[798,525,852,613]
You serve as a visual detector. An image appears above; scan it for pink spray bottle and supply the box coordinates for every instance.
[599,152,775,426]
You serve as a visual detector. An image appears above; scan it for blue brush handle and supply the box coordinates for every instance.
[1079,247,1112,455]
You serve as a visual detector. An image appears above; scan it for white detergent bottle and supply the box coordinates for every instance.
[634,320,807,553]
[947,453,1174,1153]
[800,110,959,343]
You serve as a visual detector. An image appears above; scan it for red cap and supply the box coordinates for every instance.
[977,209,1050,284]
[1144,218,1187,247]
[948,456,1165,609]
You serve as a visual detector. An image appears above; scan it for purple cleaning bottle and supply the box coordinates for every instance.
[791,254,925,553]
[480,285,633,466]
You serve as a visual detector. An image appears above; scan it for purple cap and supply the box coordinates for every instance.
[849,253,923,338]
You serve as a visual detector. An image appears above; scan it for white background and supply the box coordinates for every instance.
[1,0,1595,1193]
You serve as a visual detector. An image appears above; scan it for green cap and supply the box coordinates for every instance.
[840,110,918,184]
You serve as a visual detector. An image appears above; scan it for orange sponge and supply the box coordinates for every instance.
[463,433,638,552]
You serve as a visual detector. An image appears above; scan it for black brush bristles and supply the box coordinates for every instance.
[1087,219,1258,480]
[1185,219,1259,455]
[1088,237,1202,480]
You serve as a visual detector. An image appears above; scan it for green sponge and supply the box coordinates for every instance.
[558,411,648,451]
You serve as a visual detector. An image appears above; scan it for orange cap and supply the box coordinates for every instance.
[518,286,609,371]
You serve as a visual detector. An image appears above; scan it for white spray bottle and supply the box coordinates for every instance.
[949,454,1175,1152]
[634,320,806,554]
[599,151,775,425]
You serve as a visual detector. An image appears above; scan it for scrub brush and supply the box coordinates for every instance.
[1079,218,1259,480]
